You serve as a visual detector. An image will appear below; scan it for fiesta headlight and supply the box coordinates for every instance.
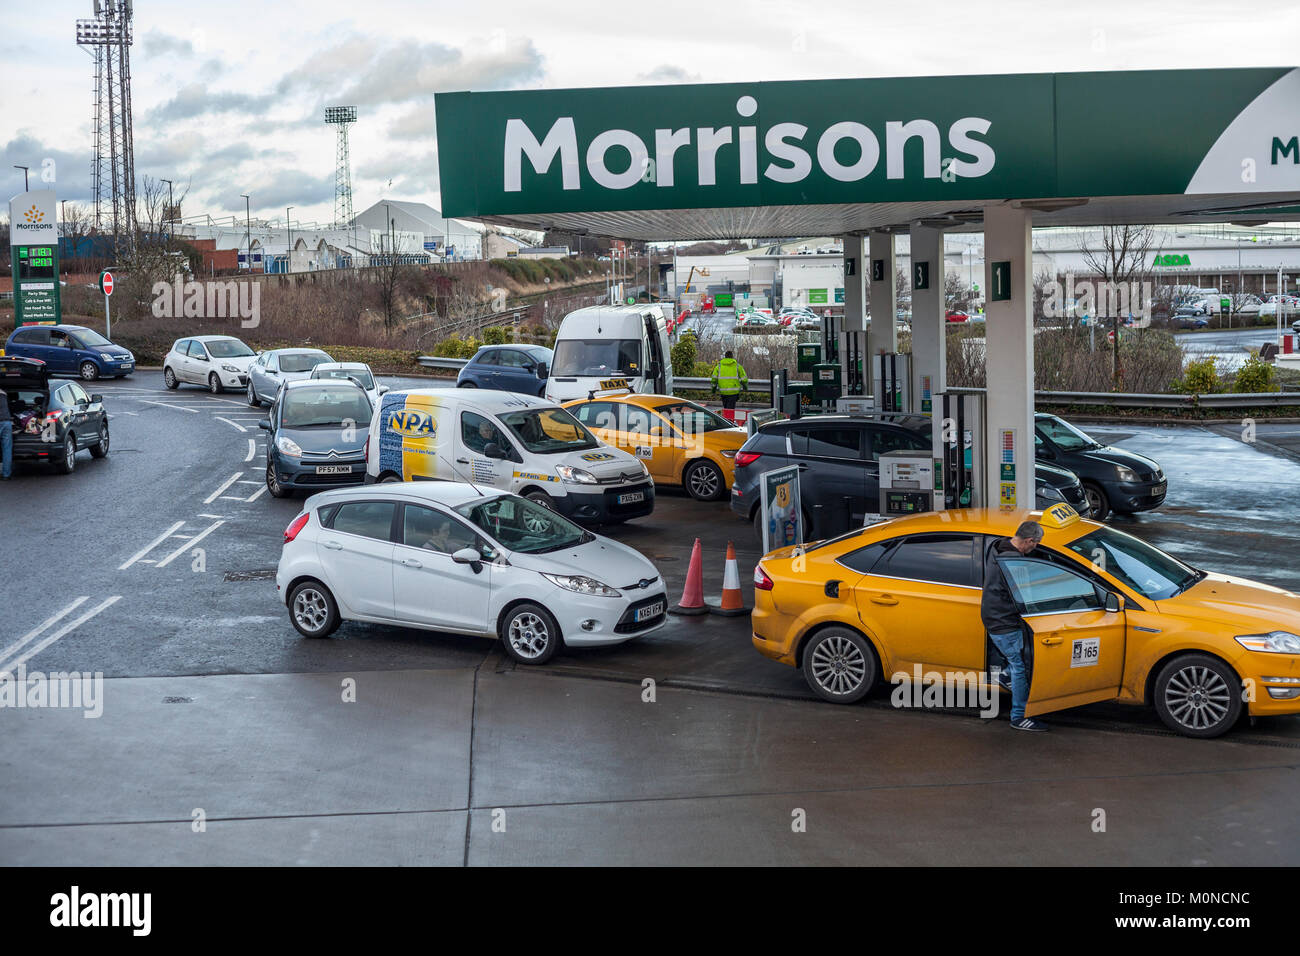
[541,572,620,597]
[275,436,303,458]
[1235,631,1300,654]
[555,465,598,484]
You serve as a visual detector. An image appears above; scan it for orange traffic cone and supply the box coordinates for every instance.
[708,541,750,617]
[670,537,708,616]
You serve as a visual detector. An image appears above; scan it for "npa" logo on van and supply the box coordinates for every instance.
[387,409,437,438]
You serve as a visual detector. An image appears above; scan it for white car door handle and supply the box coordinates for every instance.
[323,540,343,550]
[401,558,422,568]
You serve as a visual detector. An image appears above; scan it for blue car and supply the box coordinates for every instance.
[456,344,552,397]
[4,324,135,381]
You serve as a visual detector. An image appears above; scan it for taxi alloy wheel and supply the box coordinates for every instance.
[1154,654,1241,738]
[501,603,561,665]
[289,582,340,638]
[803,628,877,704]
[164,367,179,390]
[685,459,724,501]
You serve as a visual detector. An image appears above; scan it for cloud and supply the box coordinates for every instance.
[148,84,278,124]
[236,169,337,210]
[1,135,93,202]
[637,64,702,83]
[142,30,195,58]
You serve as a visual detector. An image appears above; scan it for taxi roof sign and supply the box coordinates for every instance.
[1040,503,1081,529]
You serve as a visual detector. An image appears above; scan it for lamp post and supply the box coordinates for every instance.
[241,194,251,271]
[13,165,28,191]
[160,178,174,239]
[286,206,294,274]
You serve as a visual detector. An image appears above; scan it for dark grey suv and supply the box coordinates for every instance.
[730,416,931,541]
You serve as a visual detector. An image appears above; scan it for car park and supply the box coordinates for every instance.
[367,387,655,525]
[1,356,109,474]
[1033,413,1165,520]
[457,344,553,396]
[730,414,933,540]
[163,335,257,393]
[246,348,335,405]
[308,361,388,406]
[276,481,667,663]
[1257,295,1296,320]
[3,324,135,380]
[262,379,373,498]
[564,392,747,500]
[751,503,1300,738]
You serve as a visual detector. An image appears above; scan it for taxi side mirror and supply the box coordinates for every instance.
[1104,592,1122,614]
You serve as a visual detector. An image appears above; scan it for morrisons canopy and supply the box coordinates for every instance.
[435,67,1300,239]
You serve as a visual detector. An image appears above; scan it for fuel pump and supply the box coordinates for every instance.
[934,391,985,510]
[873,353,912,413]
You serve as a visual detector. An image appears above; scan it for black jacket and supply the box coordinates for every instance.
[0,389,8,422]
[980,538,1036,633]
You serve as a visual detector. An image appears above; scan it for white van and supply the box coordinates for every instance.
[366,387,655,524]
[544,305,673,403]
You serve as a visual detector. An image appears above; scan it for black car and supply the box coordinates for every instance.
[730,415,932,541]
[1034,460,1091,516]
[1,356,110,474]
[263,379,372,498]
[1033,413,1165,520]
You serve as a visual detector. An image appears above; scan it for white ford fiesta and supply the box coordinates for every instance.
[275,481,668,663]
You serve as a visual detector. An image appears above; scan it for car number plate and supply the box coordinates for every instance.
[618,491,645,504]
[315,465,351,475]
[634,601,665,622]
[1153,481,1166,495]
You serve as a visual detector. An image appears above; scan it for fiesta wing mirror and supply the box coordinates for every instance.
[452,548,484,574]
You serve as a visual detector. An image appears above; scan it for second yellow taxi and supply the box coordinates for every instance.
[563,392,747,500]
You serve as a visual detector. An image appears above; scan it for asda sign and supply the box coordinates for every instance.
[1154,253,1191,267]
[436,68,1299,219]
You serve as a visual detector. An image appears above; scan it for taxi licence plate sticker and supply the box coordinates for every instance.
[618,491,645,504]
[315,465,351,475]
[1070,637,1100,668]
[634,602,665,622]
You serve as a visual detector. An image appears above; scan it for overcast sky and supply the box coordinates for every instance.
[3,0,1298,227]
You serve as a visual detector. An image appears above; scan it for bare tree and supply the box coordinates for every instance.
[1080,225,1158,389]
[943,270,976,313]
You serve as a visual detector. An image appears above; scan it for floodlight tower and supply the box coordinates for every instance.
[325,106,357,229]
[76,0,137,247]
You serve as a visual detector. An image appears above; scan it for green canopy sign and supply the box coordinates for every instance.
[436,68,1300,221]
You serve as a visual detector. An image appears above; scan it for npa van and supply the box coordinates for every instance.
[544,305,673,403]
[366,387,655,524]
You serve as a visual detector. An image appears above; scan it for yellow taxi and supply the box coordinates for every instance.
[751,503,1300,737]
[563,392,747,500]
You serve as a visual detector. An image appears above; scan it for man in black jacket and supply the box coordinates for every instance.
[981,520,1045,731]
[0,387,11,480]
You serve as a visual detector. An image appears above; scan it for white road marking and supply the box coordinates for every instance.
[0,596,123,673]
[203,472,244,504]
[215,417,247,432]
[138,400,198,413]
[156,520,225,568]
[245,439,256,461]
[118,521,186,569]
[0,598,89,669]
[198,513,226,519]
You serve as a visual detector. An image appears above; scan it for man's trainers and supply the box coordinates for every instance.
[1011,717,1048,732]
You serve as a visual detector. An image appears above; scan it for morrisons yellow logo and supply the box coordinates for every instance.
[22,204,44,224]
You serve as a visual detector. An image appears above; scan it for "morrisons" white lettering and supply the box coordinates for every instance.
[504,95,996,192]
